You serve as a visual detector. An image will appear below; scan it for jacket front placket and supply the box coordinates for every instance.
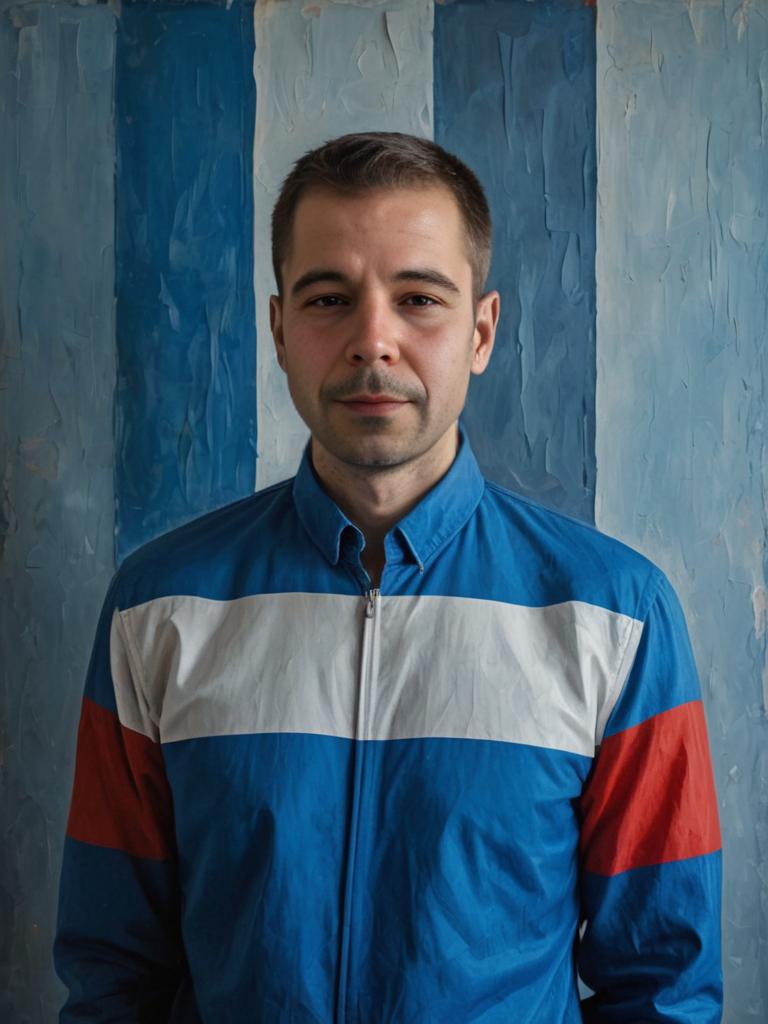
[336,581,382,1023]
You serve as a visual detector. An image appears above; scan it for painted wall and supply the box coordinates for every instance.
[595,1,768,1019]
[0,3,116,1017]
[253,0,434,488]
[435,0,597,523]
[115,0,257,561]
[1,0,765,1018]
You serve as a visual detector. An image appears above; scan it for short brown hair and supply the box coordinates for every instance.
[271,131,492,305]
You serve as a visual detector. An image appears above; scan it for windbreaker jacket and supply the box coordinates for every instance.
[55,429,723,1023]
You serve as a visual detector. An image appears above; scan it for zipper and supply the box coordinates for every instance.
[359,588,379,738]
[336,586,380,1022]
[365,587,379,619]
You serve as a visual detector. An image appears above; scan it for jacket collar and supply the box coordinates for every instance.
[291,422,485,571]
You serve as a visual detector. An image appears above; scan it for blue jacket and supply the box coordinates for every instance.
[55,429,722,1022]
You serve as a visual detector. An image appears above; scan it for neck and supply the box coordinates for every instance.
[311,425,460,587]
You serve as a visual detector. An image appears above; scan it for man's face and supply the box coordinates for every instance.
[270,184,499,471]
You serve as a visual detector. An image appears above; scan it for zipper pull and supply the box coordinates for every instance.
[365,588,380,618]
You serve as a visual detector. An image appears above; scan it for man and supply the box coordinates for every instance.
[55,132,723,1021]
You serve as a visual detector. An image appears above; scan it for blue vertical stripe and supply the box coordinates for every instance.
[435,0,597,524]
[115,1,256,562]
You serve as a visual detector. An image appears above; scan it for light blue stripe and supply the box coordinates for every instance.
[115,1,257,562]
[0,6,117,1017]
[594,2,768,1017]
[434,0,597,525]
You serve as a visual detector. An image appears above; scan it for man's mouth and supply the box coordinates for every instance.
[337,395,409,415]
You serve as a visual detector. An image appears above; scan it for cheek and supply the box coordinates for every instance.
[283,338,338,400]
[418,337,474,390]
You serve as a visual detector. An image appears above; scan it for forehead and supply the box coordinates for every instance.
[285,184,469,274]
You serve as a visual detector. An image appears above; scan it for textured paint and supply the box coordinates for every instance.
[595,1,768,1019]
[253,0,434,488]
[435,0,597,523]
[0,3,116,1017]
[115,1,257,562]
[4,0,763,1015]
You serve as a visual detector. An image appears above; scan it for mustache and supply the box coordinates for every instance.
[321,371,424,404]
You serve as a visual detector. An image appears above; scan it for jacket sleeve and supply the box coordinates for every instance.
[54,575,187,1022]
[577,571,723,1022]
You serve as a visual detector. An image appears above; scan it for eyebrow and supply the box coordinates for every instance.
[289,267,462,299]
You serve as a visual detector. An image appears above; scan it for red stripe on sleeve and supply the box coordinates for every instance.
[66,696,175,860]
[580,700,721,877]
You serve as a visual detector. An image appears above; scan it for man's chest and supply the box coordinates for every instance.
[118,588,636,757]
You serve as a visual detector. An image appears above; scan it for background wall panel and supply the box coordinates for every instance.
[435,0,597,522]
[253,0,434,488]
[0,3,116,1017]
[115,0,257,561]
[1,0,764,1016]
[595,1,768,1018]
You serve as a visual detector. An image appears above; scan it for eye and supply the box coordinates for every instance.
[403,295,439,307]
[307,295,346,308]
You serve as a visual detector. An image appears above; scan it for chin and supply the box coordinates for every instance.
[322,432,420,470]
[308,413,448,472]
[335,444,411,470]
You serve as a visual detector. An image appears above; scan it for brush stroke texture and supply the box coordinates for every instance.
[253,0,434,488]
[0,4,116,1017]
[596,2,768,1019]
[115,2,257,561]
[435,0,597,523]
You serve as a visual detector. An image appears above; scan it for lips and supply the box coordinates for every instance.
[341,395,404,403]
[338,395,408,415]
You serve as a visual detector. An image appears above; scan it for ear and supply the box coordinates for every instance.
[470,290,500,375]
[270,294,286,373]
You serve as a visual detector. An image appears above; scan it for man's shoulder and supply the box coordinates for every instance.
[113,477,298,609]
[477,478,664,621]
[481,477,654,569]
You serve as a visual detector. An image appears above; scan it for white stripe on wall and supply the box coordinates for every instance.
[252,0,435,489]
[111,592,642,757]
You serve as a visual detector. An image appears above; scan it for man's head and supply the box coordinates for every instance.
[269,132,500,475]
[271,131,493,307]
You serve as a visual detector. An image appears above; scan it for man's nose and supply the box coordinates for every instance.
[344,295,401,366]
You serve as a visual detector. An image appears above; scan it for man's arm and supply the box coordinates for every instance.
[54,576,186,1021]
[577,571,723,1022]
